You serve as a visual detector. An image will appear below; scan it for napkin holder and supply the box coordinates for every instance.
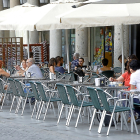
[27,72,31,78]
[50,73,56,80]
[78,76,83,83]
[95,78,105,86]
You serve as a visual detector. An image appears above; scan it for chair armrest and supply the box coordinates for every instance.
[107,97,119,101]
[76,93,87,96]
[104,91,113,98]
[72,86,81,93]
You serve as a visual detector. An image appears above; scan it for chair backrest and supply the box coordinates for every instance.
[29,81,40,101]
[89,75,99,83]
[102,70,114,78]
[35,82,47,102]
[56,83,69,105]
[0,78,5,93]
[54,71,60,78]
[65,74,71,81]
[87,87,102,110]
[113,67,122,74]
[83,75,89,82]
[96,88,110,112]
[65,71,75,81]
[65,84,79,106]
[57,74,65,80]
[14,79,26,97]
[40,68,46,77]
[8,67,16,75]
[92,73,99,77]
[7,78,18,96]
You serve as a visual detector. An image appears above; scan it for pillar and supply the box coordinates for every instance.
[27,0,39,44]
[27,0,39,6]
[50,30,62,58]
[49,0,62,58]
[0,0,4,37]
[10,0,20,37]
[114,25,129,67]
[75,28,88,65]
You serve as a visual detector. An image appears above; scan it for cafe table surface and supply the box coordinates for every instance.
[62,81,94,86]
[90,85,128,97]
[14,77,46,83]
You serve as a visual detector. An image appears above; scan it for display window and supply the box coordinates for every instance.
[90,26,114,67]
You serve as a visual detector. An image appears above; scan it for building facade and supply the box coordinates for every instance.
[0,0,132,67]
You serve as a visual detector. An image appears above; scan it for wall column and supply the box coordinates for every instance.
[49,0,62,58]
[10,0,20,37]
[50,30,62,58]
[114,25,129,67]
[27,0,39,44]
[75,28,88,65]
[27,0,39,6]
[0,0,4,37]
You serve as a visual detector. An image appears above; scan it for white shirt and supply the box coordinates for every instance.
[25,64,43,78]
[130,69,140,99]
[130,69,140,91]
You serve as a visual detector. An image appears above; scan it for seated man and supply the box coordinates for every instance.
[71,53,80,70]
[74,57,87,80]
[55,56,65,74]
[16,58,43,78]
[129,60,140,124]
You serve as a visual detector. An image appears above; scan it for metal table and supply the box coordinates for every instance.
[14,77,46,83]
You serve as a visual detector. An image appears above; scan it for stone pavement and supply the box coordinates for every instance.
[0,105,140,140]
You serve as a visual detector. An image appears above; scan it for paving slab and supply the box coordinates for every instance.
[0,104,140,140]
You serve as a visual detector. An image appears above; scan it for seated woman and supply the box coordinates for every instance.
[15,59,28,76]
[109,61,131,90]
[18,59,28,75]
[0,60,10,105]
[109,60,136,122]
[96,58,111,74]
[21,59,28,71]
[49,58,56,74]
[0,60,10,78]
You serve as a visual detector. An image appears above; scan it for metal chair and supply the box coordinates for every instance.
[64,73,71,81]
[35,82,61,121]
[102,70,114,79]
[28,81,42,119]
[7,78,20,112]
[87,87,104,130]
[0,78,13,110]
[65,84,93,127]
[14,79,34,115]
[83,75,89,82]
[87,75,99,83]
[113,67,122,74]
[96,88,139,135]
[65,71,75,81]
[56,83,72,124]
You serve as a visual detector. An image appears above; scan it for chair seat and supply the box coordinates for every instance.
[22,93,34,98]
[109,106,130,113]
[42,97,61,102]
[77,101,94,107]
[27,93,35,98]
[50,97,61,102]
[4,90,13,94]
[134,103,140,106]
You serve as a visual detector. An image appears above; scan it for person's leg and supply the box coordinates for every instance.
[133,98,140,125]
